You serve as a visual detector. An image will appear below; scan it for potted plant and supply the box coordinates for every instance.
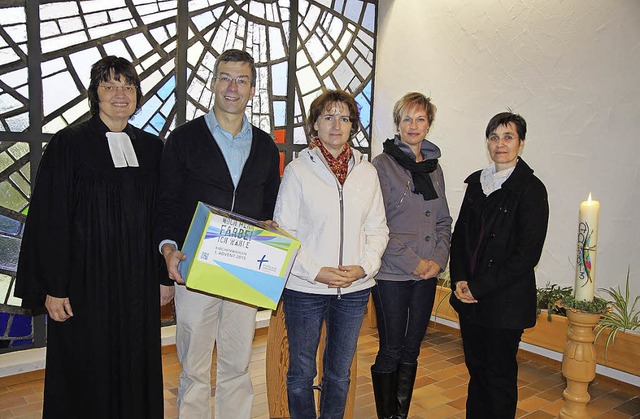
[560,294,608,314]
[593,268,640,368]
[522,283,573,352]
[536,282,572,321]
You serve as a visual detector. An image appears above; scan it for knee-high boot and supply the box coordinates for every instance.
[371,366,397,419]
[394,362,417,419]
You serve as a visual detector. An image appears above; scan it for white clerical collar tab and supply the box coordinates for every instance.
[106,132,139,168]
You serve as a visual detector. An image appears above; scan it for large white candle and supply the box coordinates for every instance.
[575,193,600,301]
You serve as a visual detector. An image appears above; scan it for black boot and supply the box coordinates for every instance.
[371,366,397,419]
[394,362,417,419]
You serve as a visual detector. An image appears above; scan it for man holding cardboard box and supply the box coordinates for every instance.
[155,49,280,419]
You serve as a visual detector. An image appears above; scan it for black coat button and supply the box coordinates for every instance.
[425,210,431,217]
[425,236,431,242]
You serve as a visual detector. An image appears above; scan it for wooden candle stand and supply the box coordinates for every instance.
[559,310,601,419]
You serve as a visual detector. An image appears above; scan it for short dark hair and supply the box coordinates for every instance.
[485,111,527,141]
[393,92,437,131]
[306,89,360,138]
[88,56,142,117]
[214,49,257,87]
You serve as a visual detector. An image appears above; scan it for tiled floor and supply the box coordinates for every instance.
[1,319,638,418]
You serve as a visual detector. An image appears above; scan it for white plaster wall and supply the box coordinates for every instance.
[373,0,640,297]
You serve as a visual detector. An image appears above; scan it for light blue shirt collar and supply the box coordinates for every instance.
[204,108,252,139]
[203,108,253,188]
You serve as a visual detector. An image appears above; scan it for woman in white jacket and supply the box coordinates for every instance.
[274,89,389,419]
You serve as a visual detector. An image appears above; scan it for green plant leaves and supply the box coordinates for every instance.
[595,268,640,363]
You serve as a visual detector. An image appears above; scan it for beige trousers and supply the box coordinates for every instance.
[174,284,256,419]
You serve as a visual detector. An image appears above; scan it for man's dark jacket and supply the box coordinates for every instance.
[155,116,280,252]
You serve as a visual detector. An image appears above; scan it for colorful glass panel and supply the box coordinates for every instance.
[0,0,376,352]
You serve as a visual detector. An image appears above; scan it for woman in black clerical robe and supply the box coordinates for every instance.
[15,56,168,418]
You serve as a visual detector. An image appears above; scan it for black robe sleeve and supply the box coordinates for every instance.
[15,132,75,310]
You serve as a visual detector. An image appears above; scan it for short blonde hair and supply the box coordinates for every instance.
[392,92,436,131]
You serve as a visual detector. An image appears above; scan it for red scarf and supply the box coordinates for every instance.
[309,137,352,185]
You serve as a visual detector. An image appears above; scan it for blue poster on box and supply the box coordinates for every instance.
[180,202,300,309]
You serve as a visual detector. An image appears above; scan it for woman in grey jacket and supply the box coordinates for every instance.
[371,93,452,419]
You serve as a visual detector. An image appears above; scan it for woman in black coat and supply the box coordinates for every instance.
[449,111,549,419]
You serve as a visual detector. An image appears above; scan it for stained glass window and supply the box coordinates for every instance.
[0,0,377,352]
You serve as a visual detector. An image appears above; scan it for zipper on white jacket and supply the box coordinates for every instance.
[337,183,344,300]
[310,147,356,299]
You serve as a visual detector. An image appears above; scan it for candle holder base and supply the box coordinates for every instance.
[559,310,601,419]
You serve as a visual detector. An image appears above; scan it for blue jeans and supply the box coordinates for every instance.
[282,288,370,419]
[371,278,437,372]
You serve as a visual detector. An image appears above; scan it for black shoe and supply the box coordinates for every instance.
[393,362,417,419]
[371,366,397,419]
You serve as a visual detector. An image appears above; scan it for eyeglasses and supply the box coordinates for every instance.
[99,85,136,93]
[215,75,251,87]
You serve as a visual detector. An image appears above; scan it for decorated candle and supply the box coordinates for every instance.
[575,193,600,301]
